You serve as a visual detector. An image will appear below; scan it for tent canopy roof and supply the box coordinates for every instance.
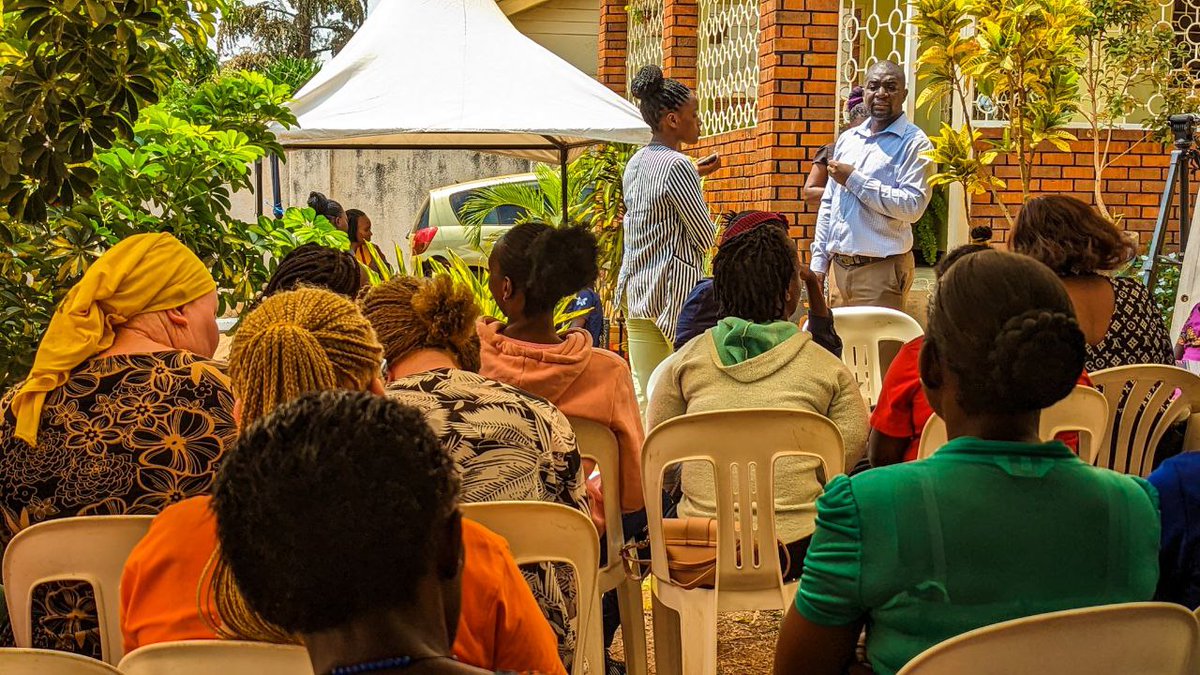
[276,0,652,163]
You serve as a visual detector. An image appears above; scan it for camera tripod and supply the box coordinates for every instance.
[1143,114,1200,289]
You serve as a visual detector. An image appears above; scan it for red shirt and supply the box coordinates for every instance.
[870,336,1094,461]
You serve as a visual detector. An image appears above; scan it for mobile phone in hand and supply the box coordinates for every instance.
[698,153,719,166]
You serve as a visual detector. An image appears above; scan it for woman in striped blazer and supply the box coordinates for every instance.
[617,65,720,411]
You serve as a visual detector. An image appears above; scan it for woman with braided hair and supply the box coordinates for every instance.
[647,223,868,577]
[774,250,1160,675]
[261,242,365,300]
[618,65,721,413]
[120,287,565,675]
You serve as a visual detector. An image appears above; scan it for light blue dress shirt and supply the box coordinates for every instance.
[810,114,934,275]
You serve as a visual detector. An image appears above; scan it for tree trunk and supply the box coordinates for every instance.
[296,2,313,58]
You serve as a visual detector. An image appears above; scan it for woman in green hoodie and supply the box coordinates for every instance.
[646,222,869,574]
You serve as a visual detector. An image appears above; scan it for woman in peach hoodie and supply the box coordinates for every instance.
[478,222,646,671]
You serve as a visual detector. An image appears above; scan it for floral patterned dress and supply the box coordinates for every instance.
[385,368,587,669]
[0,350,237,658]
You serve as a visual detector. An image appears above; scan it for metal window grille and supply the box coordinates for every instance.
[626,0,665,100]
[697,0,760,135]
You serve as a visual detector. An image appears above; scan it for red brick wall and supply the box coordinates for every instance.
[972,129,1176,250]
[596,3,1175,259]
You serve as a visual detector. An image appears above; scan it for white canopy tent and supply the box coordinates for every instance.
[275,0,652,206]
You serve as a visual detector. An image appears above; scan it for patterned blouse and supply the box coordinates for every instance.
[1085,276,1174,372]
[0,350,237,658]
[384,368,587,667]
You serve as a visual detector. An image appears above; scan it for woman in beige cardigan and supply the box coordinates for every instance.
[647,218,868,575]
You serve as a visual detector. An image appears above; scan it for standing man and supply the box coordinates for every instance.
[810,60,933,311]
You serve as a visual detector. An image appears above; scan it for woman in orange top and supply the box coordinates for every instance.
[119,284,564,675]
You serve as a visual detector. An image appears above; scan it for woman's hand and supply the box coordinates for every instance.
[697,153,722,177]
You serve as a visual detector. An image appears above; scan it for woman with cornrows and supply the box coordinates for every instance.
[617,65,721,412]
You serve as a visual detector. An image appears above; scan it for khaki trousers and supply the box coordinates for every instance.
[828,252,915,312]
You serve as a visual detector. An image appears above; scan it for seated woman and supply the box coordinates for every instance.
[1149,451,1200,609]
[260,242,365,299]
[478,222,644,524]
[0,233,235,657]
[773,250,1161,675]
[213,390,503,674]
[673,211,840,355]
[360,274,587,665]
[1175,302,1200,364]
[1010,195,1173,371]
[119,288,563,675]
[648,223,868,572]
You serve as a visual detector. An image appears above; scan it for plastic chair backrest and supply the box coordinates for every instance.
[826,306,923,407]
[897,602,1200,675]
[2,515,154,665]
[1090,365,1200,476]
[119,640,313,675]
[642,409,845,602]
[567,417,624,572]
[0,648,123,674]
[917,386,1110,462]
[459,501,601,675]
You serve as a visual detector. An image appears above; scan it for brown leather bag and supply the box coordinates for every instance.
[621,517,791,590]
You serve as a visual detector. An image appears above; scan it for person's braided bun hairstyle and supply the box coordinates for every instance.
[924,250,1085,415]
[359,274,482,373]
[306,191,345,223]
[228,287,383,428]
[493,222,598,316]
[630,65,692,129]
[261,243,363,300]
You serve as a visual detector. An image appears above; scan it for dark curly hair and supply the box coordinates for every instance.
[1011,195,1136,275]
[712,221,797,323]
[212,390,459,635]
[630,65,692,130]
[934,241,992,279]
[492,222,599,315]
[307,191,345,224]
[921,250,1085,415]
[262,243,363,300]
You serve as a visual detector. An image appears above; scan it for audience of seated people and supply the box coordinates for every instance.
[648,218,869,577]
[119,285,564,674]
[673,211,841,356]
[1010,195,1174,371]
[774,250,1162,675]
[7,191,1200,675]
[359,273,586,666]
[212,390,512,674]
[0,233,236,657]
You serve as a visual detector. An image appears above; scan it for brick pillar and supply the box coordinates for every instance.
[663,0,699,87]
[598,0,628,95]
[758,0,840,254]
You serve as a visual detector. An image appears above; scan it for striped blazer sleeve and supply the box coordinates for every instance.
[665,160,715,252]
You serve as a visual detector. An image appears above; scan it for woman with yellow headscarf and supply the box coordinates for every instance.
[0,233,237,659]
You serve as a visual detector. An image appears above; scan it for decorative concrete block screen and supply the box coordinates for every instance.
[697,0,760,135]
[626,0,664,99]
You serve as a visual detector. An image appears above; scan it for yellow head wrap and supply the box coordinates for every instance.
[12,232,216,444]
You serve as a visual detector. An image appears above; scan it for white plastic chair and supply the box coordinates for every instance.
[1090,365,1200,476]
[897,602,1200,674]
[119,640,313,675]
[917,386,1110,461]
[0,648,123,674]
[3,515,154,665]
[459,501,601,675]
[822,306,923,407]
[642,409,846,675]
[567,417,647,675]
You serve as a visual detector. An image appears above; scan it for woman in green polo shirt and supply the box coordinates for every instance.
[773,250,1161,675]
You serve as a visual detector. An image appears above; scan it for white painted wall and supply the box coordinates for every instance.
[230,149,534,267]
[509,0,600,76]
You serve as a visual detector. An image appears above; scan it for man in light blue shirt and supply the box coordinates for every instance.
[811,61,933,311]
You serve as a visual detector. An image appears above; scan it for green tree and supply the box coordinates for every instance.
[1076,0,1185,219]
[0,0,221,222]
[218,0,366,63]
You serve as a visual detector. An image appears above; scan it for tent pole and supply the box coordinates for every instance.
[559,144,569,226]
[270,154,283,218]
